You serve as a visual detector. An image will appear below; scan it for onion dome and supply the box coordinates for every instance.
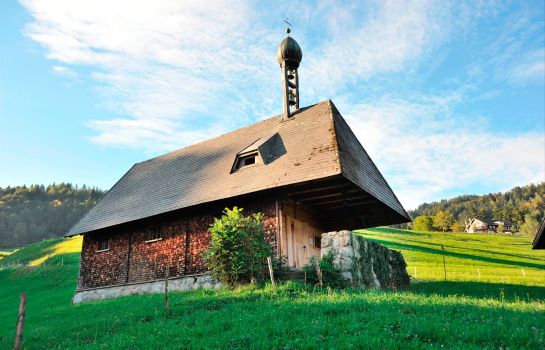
[277,30,303,68]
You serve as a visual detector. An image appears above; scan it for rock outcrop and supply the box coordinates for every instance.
[321,230,410,290]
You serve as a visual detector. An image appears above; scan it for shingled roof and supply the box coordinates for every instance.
[67,100,409,236]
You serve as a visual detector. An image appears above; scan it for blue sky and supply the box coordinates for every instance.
[0,0,543,209]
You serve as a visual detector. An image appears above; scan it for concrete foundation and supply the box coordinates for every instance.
[72,273,219,303]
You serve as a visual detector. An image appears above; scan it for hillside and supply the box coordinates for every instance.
[0,229,544,349]
[408,182,545,227]
[0,184,104,246]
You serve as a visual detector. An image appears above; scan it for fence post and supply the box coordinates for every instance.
[14,292,26,350]
[313,259,323,287]
[267,257,275,287]
[164,263,170,314]
[441,245,447,281]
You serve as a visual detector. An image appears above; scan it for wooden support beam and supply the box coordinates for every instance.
[322,199,378,211]
[300,192,343,203]
[309,195,372,208]
[298,189,364,203]
[289,183,352,197]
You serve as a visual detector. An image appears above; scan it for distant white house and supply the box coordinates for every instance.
[465,218,515,233]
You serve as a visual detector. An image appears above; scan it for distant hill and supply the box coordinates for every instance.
[0,183,104,246]
[409,182,545,227]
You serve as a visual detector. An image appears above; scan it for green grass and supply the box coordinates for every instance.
[0,247,19,258]
[0,230,544,349]
[0,236,82,266]
[0,250,13,258]
[357,228,545,286]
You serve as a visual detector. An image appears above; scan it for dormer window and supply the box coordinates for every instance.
[235,152,258,170]
[231,133,284,173]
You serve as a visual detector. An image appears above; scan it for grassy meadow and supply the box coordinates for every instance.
[0,229,544,349]
[357,228,545,286]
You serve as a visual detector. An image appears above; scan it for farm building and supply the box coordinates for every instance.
[533,217,545,249]
[465,218,515,233]
[66,31,410,302]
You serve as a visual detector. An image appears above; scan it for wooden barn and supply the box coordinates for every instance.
[67,30,410,302]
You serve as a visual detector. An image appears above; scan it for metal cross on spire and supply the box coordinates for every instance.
[284,18,292,35]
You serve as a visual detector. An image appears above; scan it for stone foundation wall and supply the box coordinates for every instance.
[73,273,218,304]
[321,230,410,290]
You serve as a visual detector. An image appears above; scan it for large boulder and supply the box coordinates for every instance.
[321,230,410,290]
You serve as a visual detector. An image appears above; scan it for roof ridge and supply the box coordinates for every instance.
[326,100,342,175]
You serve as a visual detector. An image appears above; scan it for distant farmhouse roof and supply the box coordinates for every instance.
[464,218,516,233]
[533,217,545,249]
[67,100,409,236]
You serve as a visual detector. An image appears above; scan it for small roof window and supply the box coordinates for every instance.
[233,151,259,171]
[231,133,284,173]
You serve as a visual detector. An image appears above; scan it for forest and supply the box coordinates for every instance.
[0,183,103,246]
[408,182,545,233]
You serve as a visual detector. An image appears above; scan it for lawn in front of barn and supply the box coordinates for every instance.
[0,229,543,349]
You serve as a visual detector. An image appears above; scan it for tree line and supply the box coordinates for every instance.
[0,183,104,246]
[407,182,545,236]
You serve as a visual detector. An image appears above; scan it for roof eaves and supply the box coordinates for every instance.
[65,163,138,237]
[329,100,410,221]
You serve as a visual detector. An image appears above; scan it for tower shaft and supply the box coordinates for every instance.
[281,64,299,118]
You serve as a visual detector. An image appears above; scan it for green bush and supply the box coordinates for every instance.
[303,254,348,289]
[413,215,434,231]
[205,207,272,286]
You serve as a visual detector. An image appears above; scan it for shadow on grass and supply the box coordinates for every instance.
[364,234,544,264]
[411,280,545,302]
[365,237,545,270]
[0,239,61,265]
[359,229,542,263]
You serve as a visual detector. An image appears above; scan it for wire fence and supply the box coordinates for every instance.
[407,265,536,284]
[0,255,71,270]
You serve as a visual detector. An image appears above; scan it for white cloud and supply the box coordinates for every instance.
[87,117,228,152]
[303,0,445,96]
[510,49,545,85]
[20,0,453,150]
[343,94,545,209]
[51,65,77,78]
[20,0,281,150]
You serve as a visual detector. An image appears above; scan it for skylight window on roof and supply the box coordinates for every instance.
[233,152,259,171]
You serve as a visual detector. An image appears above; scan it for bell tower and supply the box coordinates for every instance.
[277,26,303,119]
